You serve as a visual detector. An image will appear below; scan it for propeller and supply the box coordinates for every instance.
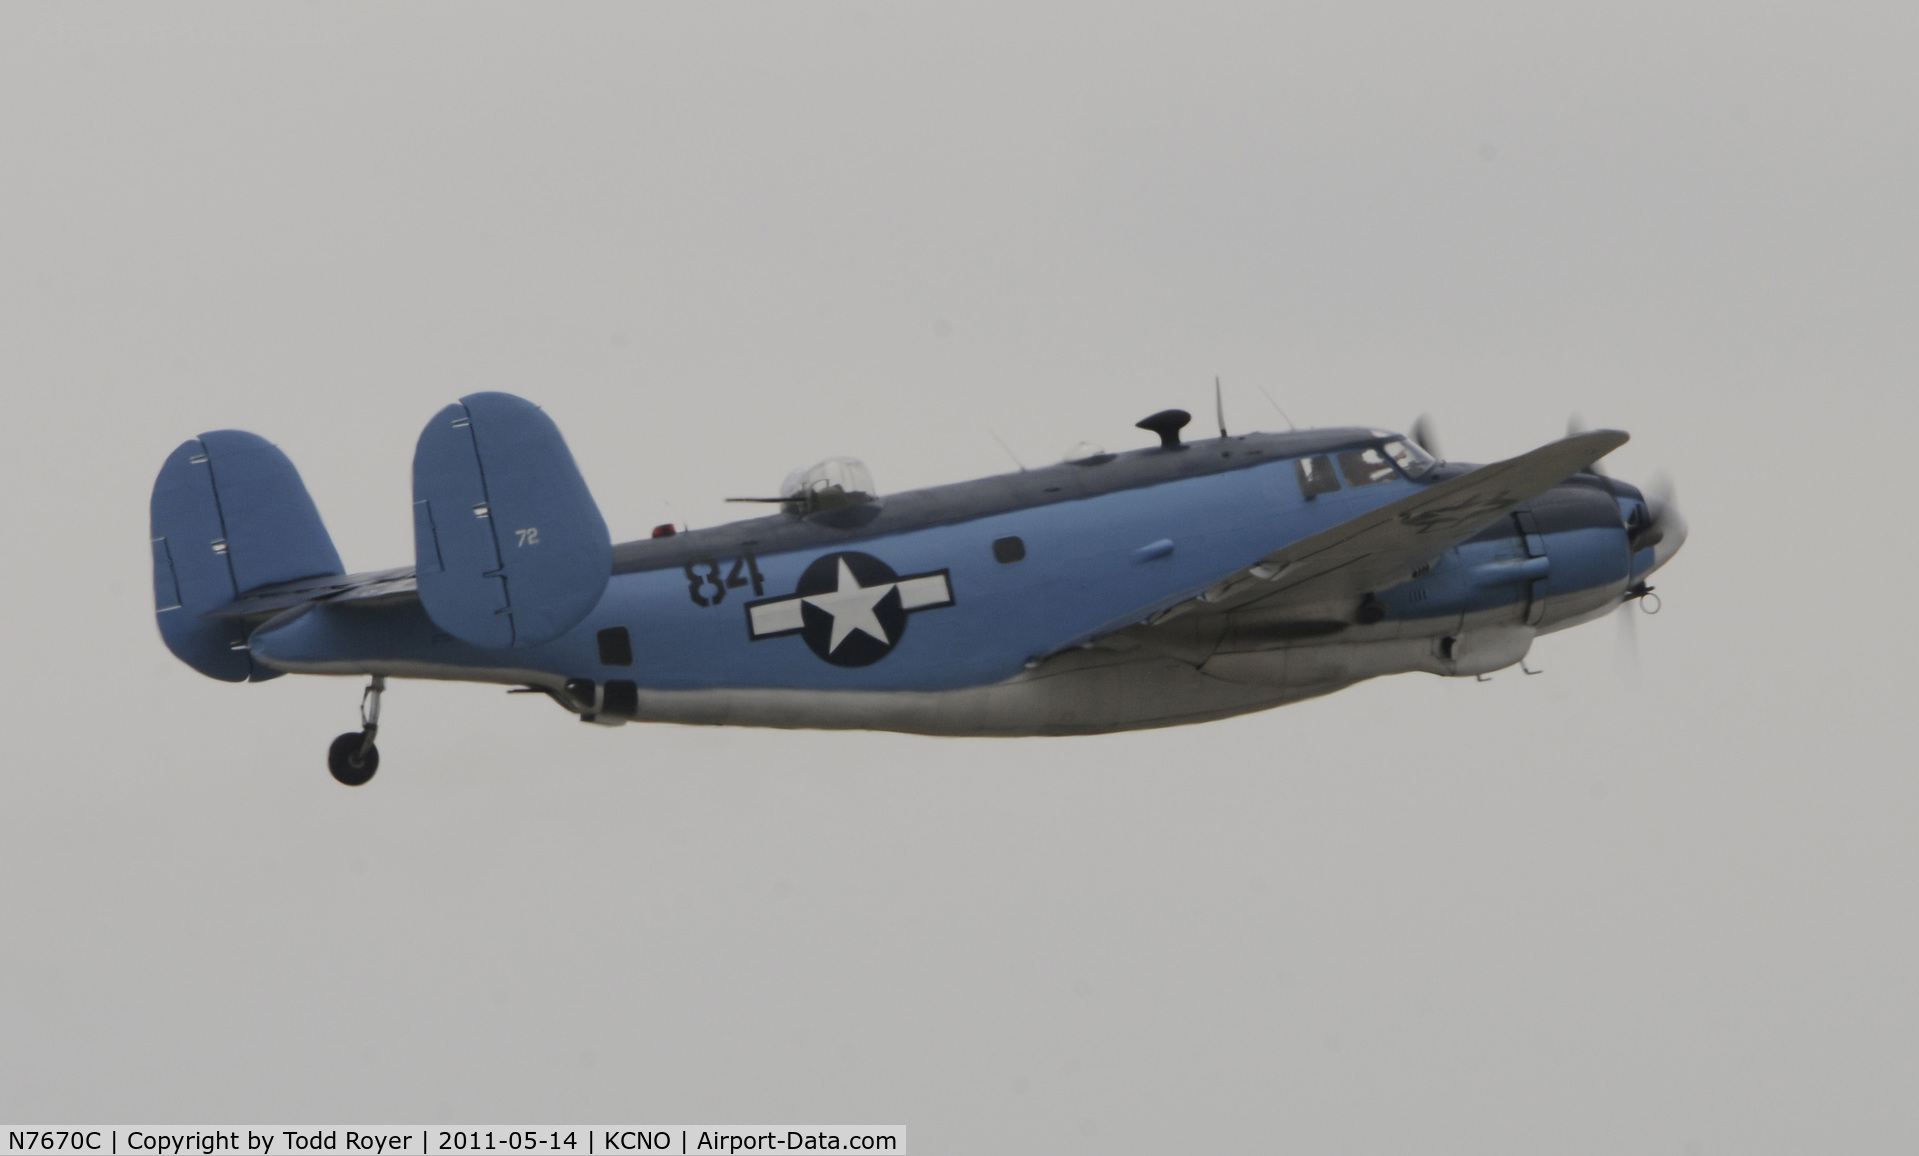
[1629,472,1685,556]
[1616,473,1686,679]
[1568,415,1686,557]
[1409,414,1442,460]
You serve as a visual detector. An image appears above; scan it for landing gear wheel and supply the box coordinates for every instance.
[328,731,379,786]
[327,674,387,786]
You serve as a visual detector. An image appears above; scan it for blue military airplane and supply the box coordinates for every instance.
[150,392,1684,785]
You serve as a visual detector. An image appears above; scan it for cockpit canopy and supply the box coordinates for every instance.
[1379,436,1437,479]
[1332,437,1438,487]
[780,457,878,517]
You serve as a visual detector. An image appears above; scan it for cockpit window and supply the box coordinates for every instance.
[1337,447,1398,487]
[1295,454,1340,498]
[1381,439,1436,479]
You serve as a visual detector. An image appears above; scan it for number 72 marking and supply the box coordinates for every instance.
[515,527,540,547]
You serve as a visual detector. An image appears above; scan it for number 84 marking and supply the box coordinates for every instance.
[684,552,765,606]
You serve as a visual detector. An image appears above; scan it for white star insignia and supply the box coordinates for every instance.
[804,557,895,653]
[746,554,955,656]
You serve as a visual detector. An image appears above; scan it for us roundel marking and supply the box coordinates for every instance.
[745,551,955,667]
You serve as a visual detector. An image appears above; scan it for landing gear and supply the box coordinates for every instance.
[328,732,379,785]
[327,676,385,786]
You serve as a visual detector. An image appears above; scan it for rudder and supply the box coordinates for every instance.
[151,430,344,681]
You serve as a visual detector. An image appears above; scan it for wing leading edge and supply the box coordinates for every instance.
[1169,428,1630,620]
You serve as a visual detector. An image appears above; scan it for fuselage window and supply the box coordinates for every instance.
[597,626,633,667]
[1295,455,1340,498]
[993,536,1027,563]
[1337,447,1397,487]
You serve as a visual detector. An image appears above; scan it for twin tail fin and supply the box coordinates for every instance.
[150,431,344,681]
[411,392,610,649]
[152,393,610,679]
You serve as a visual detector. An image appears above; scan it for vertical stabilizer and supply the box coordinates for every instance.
[412,392,610,649]
[150,431,344,681]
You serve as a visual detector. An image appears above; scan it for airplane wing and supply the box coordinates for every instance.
[1164,429,1628,619]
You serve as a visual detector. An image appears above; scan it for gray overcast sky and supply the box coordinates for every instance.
[3,4,1915,1151]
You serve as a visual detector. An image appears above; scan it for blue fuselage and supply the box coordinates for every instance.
[248,427,1659,722]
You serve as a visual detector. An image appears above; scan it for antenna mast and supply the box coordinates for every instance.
[990,430,1028,472]
[1254,381,1297,432]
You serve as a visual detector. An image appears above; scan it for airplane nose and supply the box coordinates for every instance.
[1648,503,1687,573]
[1628,475,1686,577]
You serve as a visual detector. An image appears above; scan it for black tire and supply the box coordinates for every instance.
[327,731,379,786]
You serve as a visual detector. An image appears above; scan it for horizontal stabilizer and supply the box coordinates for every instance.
[151,431,344,681]
[201,565,419,621]
[412,392,610,648]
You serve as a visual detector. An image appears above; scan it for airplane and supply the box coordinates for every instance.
[149,390,1685,785]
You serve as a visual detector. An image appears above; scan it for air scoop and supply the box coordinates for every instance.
[1136,409,1192,449]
